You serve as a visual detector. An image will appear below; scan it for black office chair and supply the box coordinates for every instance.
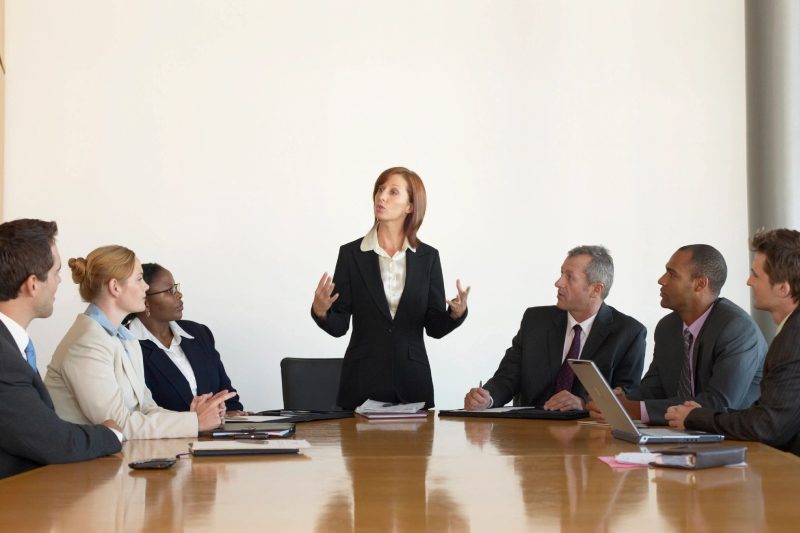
[280,357,344,411]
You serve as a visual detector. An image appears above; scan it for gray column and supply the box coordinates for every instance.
[746,0,800,337]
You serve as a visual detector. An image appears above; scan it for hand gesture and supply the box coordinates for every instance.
[312,272,340,319]
[193,390,238,432]
[447,279,470,320]
[189,392,212,412]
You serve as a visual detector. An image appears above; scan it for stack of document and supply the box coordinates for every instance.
[355,399,428,420]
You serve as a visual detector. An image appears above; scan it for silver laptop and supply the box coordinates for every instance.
[568,359,724,444]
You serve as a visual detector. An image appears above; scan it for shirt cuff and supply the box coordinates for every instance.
[487,395,494,409]
[639,402,649,424]
[109,427,124,442]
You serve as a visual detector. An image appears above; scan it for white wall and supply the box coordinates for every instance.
[5,0,749,410]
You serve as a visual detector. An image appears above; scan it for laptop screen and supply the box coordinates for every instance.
[568,359,641,435]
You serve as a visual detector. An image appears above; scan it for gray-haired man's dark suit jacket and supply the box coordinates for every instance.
[0,321,121,479]
[483,303,646,407]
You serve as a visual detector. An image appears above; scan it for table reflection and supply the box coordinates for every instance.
[2,417,794,531]
[652,464,764,531]
[464,419,648,532]
[0,454,124,531]
[316,415,468,532]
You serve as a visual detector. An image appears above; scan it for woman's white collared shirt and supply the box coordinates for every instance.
[128,318,198,396]
[361,225,416,319]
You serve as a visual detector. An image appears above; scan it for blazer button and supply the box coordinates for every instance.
[388,327,393,333]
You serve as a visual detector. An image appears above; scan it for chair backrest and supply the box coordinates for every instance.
[280,357,344,410]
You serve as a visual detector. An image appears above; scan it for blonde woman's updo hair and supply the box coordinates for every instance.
[69,245,137,302]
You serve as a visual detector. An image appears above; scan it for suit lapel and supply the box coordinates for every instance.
[354,247,393,322]
[692,297,724,374]
[0,323,55,408]
[141,340,194,406]
[394,247,422,320]
[181,336,212,395]
[0,322,24,362]
[581,303,611,360]
[118,338,149,407]
[547,310,568,377]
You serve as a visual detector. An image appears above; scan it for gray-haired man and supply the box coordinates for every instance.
[464,246,646,411]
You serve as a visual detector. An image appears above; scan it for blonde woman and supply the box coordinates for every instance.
[45,245,233,440]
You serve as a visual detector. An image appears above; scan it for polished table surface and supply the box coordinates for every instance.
[1,413,798,532]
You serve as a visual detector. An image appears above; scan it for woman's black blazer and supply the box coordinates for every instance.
[312,238,466,409]
[139,320,243,411]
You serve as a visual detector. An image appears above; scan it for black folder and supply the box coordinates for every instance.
[255,409,354,423]
[201,422,295,439]
[650,445,747,469]
[438,408,589,420]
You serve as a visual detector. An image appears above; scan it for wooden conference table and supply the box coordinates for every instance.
[1,414,798,532]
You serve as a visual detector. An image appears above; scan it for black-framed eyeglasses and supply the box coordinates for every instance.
[146,283,180,297]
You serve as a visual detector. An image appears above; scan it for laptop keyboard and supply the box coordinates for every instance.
[642,428,692,436]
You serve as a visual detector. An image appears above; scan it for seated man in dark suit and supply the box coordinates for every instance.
[590,244,767,425]
[668,230,800,455]
[464,246,646,411]
[0,219,122,479]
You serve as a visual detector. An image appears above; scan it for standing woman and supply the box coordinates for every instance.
[45,246,233,439]
[312,167,470,409]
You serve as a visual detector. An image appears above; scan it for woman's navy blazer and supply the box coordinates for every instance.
[139,320,243,411]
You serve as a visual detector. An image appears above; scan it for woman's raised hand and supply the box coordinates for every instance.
[312,272,340,319]
[447,279,470,319]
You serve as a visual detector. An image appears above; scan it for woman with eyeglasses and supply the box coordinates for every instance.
[312,167,470,410]
[125,263,245,414]
[45,246,235,439]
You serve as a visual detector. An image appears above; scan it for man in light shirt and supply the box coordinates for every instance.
[0,218,122,479]
[464,246,646,411]
[589,244,767,425]
[667,230,800,455]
